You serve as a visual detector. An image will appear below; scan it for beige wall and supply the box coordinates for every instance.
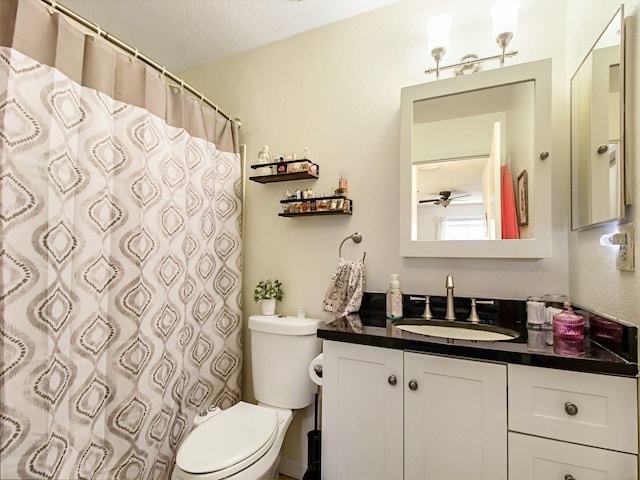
[566,0,640,323]
[183,0,571,313]
[182,0,638,475]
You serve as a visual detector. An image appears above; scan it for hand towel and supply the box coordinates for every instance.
[322,257,366,317]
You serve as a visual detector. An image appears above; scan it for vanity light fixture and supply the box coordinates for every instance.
[426,14,452,79]
[492,0,520,64]
[425,0,520,77]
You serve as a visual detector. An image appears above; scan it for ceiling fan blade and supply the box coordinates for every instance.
[418,198,440,204]
[449,193,471,200]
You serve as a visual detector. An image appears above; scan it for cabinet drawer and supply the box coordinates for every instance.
[508,364,638,453]
[509,432,637,480]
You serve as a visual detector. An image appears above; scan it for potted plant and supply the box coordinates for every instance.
[253,279,284,316]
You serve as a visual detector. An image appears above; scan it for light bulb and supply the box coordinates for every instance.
[427,14,452,60]
[491,0,520,47]
[600,233,627,246]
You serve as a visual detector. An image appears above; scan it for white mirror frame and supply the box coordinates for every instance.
[400,59,552,258]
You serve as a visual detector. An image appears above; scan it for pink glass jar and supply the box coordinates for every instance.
[552,302,584,340]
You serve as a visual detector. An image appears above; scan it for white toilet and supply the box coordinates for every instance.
[171,314,323,480]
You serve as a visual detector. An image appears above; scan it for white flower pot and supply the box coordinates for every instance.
[261,298,276,316]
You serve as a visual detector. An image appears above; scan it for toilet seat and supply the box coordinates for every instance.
[175,402,279,479]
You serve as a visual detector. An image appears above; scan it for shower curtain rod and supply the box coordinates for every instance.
[413,153,490,165]
[38,0,240,127]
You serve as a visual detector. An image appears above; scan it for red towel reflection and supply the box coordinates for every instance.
[501,165,520,239]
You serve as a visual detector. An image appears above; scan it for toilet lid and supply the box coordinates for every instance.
[176,402,278,476]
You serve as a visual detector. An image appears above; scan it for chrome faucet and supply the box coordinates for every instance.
[445,274,456,321]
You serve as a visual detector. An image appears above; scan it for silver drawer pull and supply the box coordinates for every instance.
[564,402,579,416]
[565,474,575,480]
[388,375,397,386]
[408,379,418,391]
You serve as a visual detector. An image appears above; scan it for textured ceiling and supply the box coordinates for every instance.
[61,0,401,73]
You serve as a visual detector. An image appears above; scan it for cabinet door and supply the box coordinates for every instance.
[509,432,638,480]
[321,341,403,480]
[404,353,507,480]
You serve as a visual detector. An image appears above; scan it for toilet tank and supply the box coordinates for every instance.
[249,315,323,409]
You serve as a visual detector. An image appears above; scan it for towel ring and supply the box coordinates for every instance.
[338,232,366,261]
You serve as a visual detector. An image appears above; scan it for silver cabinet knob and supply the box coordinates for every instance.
[388,375,397,386]
[539,150,550,160]
[597,144,609,154]
[564,402,579,416]
[565,475,575,480]
[408,379,418,391]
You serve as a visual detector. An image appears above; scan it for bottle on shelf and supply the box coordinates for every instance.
[338,171,348,196]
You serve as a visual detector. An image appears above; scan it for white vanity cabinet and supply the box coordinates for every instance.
[321,341,507,480]
[321,341,404,480]
[404,352,507,480]
[508,364,638,480]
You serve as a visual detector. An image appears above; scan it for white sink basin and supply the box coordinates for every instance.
[394,321,519,342]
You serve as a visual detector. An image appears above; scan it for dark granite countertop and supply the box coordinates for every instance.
[317,293,638,377]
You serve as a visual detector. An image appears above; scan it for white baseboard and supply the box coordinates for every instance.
[278,456,306,480]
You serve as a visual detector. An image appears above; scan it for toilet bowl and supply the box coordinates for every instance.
[171,315,323,480]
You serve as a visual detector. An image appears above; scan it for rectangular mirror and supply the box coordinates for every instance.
[571,6,625,230]
[400,59,552,258]
[413,81,533,241]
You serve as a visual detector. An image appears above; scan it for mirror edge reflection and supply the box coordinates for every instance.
[570,5,626,231]
[400,59,553,259]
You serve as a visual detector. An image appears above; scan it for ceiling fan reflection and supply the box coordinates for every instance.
[419,190,471,207]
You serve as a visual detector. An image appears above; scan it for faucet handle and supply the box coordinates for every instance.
[468,298,481,323]
[422,295,433,320]
[476,299,495,305]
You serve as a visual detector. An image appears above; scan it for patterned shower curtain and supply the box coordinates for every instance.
[0,0,243,478]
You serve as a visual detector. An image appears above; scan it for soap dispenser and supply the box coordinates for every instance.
[386,273,403,320]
